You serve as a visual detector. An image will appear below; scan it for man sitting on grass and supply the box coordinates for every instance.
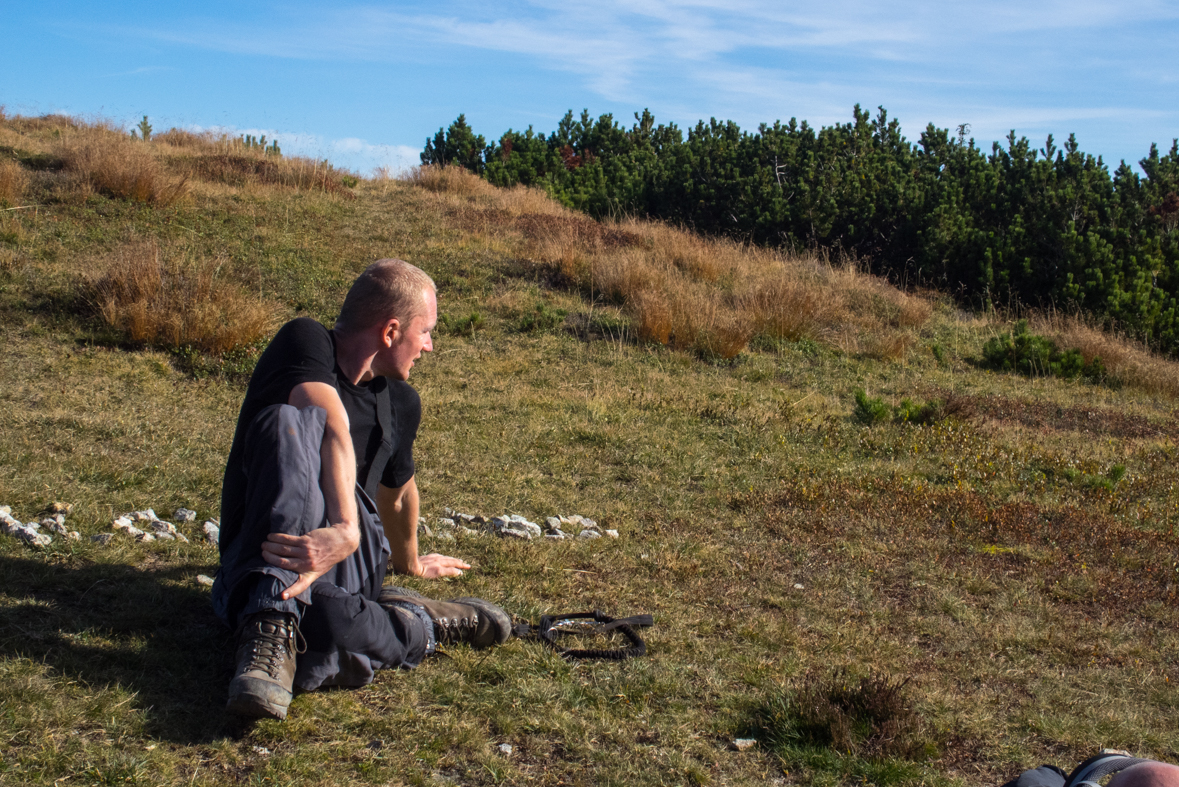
[211,258,510,721]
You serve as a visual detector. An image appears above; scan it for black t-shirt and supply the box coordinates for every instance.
[219,318,421,543]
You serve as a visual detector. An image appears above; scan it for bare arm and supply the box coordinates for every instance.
[377,477,469,578]
[260,381,361,600]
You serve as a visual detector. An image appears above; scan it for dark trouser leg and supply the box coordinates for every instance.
[218,404,428,700]
[300,584,429,672]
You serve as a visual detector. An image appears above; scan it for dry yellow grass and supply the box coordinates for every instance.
[404,163,499,197]
[55,125,188,206]
[0,158,29,206]
[409,165,936,360]
[1034,312,1179,397]
[0,113,354,205]
[86,240,279,354]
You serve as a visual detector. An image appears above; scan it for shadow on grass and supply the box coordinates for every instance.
[0,553,241,744]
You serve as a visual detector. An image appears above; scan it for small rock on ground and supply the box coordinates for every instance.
[500,527,532,540]
[195,574,215,586]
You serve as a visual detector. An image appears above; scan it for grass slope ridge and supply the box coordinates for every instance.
[0,112,1178,787]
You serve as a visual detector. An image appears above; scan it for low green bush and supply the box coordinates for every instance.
[982,320,1107,382]
[854,391,968,426]
[516,301,568,333]
[854,389,891,425]
[437,311,484,336]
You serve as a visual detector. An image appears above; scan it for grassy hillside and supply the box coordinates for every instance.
[1,113,1178,787]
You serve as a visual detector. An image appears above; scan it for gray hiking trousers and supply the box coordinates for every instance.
[211,404,429,690]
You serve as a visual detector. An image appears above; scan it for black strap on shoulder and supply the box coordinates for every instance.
[363,381,395,494]
[512,611,653,661]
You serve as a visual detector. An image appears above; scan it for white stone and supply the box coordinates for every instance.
[136,532,157,543]
[14,525,52,548]
[173,508,197,523]
[436,532,455,542]
[0,505,9,516]
[68,531,81,541]
[91,533,113,545]
[41,518,69,536]
[43,513,66,527]
[459,526,479,536]
[513,519,543,538]
[128,509,157,522]
[577,529,601,540]
[489,516,511,530]
[497,744,513,756]
[203,521,220,544]
[545,517,562,531]
[456,512,476,523]
[150,520,178,535]
[174,532,189,543]
[793,583,804,590]
[443,507,456,518]
[195,574,215,586]
[499,527,532,540]
[436,518,456,528]
[732,739,756,752]
[113,520,145,538]
[605,529,619,539]
[418,522,433,538]
[154,532,176,541]
[544,532,566,541]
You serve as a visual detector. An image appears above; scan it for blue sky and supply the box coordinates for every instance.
[4,1,1178,176]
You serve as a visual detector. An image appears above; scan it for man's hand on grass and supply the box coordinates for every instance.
[262,525,359,599]
[414,553,471,579]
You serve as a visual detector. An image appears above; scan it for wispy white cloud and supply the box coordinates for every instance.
[95,0,1179,104]
[99,65,172,78]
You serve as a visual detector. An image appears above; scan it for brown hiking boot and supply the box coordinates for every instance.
[379,588,511,649]
[226,611,304,720]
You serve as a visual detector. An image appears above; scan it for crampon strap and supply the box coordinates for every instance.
[512,611,653,661]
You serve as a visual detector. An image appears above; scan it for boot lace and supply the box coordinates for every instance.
[244,615,306,679]
[434,612,478,645]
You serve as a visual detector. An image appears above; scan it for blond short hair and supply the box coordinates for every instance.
[336,259,435,334]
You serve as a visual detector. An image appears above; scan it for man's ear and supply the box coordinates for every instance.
[382,317,401,346]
